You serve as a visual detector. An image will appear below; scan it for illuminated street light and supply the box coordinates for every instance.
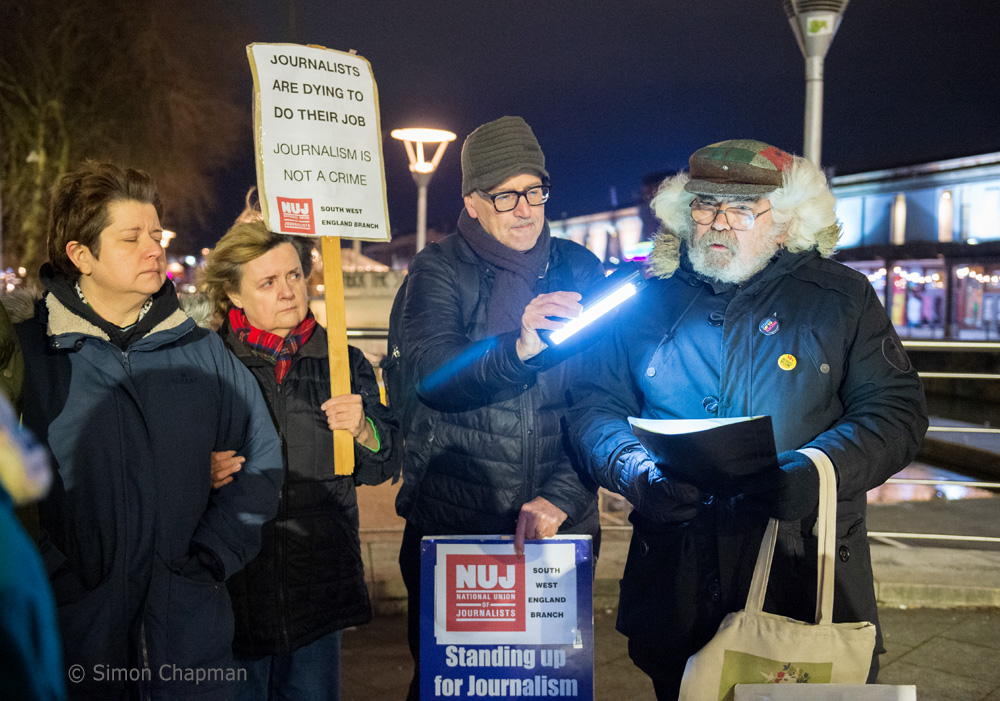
[390,127,456,254]
[782,0,850,165]
[160,230,176,248]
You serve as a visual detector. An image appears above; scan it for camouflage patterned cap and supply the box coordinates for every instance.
[684,139,794,198]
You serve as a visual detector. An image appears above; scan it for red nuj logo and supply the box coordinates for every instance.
[277,197,315,235]
[446,555,525,632]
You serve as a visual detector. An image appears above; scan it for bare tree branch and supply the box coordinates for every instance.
[0,0,247,273]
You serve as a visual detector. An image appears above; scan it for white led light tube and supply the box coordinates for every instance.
[547,282,638,345]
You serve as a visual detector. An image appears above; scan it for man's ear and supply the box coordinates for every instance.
[66,241,93,275]
[463,194,480,220]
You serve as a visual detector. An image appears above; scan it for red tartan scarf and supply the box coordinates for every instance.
[228,307,317,384]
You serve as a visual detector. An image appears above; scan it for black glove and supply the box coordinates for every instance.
[617,448,701,523]
[745,449,820,520]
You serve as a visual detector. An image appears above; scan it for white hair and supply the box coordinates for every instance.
[178,292,217,329]
[649,155,841,262]
[650,173,697,240]
[768,157,840,256]
[0,287,42,324]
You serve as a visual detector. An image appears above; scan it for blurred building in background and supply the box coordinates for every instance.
[831,152,1000,340]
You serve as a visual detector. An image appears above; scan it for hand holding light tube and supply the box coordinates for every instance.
[516,291,584,361]
[537,262,647,349]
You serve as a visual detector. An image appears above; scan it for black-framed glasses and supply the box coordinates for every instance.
[478,185,550,213]
[690,201,771,231]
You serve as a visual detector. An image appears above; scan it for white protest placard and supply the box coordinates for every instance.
[247,43,390,240]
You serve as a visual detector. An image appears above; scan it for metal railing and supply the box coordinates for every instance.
[347,328,389,340]
[903,340,1000,486]
[902,341,1000,351]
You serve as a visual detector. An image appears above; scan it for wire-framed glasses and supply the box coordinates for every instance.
[690,201,771,231]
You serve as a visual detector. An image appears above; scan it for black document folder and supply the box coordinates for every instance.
[629,416,779,494]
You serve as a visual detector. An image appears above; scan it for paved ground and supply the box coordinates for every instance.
[877,608,1000,700]
[341,606,1000,700]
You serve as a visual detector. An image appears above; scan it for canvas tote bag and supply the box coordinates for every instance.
[678,448,876,701]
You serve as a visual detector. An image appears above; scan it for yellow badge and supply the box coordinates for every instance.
[778,354,797,371]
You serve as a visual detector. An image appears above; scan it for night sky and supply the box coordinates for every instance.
[205,0,1000,249]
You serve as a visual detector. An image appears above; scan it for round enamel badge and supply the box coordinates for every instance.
[778,354,797,371]
[759,316,780,335]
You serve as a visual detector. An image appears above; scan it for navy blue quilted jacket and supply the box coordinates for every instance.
[17,292,282,700]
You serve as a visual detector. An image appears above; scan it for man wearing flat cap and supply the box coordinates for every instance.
[568,139,927,698]
[394,115,605,698]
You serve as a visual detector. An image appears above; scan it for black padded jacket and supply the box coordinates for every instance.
[221,322,400,656]
[395,233,605,537]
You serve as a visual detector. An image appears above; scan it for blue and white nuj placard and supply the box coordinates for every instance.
[420,536,594,699]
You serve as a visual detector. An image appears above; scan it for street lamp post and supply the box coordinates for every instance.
[390,128,456,254]
[782,0,850,166]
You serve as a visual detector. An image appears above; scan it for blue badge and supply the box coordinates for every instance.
[759,314,780,336]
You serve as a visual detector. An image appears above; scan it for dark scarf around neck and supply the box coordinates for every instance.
[456,208,551,335]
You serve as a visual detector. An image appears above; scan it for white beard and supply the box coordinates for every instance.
[687,227,781,284]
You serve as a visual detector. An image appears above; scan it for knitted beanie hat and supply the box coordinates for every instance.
[461,116,549,195]
[684,139,794,198]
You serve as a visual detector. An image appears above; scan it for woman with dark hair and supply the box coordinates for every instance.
[15,160,284,700]
[202,220,399,700]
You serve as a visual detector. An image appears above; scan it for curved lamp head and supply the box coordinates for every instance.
[390,127,456,175]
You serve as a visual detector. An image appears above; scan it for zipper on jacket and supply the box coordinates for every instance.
[273,381,292,650]
[140,619,150,698]
[519,386,537,510]
[121,339,148,697]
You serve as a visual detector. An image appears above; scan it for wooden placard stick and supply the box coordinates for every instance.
[322,236,355,475]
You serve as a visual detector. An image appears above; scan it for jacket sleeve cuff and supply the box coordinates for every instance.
[362,417,381,453]
[194,546,226,582]
[535,491,576,521]
[189,530,240,581]
[498,330,541,379]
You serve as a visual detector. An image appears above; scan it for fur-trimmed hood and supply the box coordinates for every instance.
[647,226,683,279]
[0,287,41,325]
[34,263,184,350]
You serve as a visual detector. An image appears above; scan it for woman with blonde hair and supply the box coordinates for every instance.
[202,219,399,700]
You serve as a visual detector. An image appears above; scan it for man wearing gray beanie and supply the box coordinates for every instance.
[392,115,605,699]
